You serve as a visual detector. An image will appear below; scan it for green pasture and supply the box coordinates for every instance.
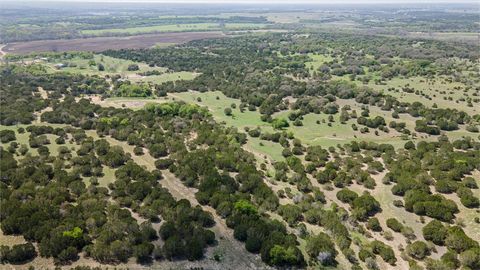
[81,23,268,36]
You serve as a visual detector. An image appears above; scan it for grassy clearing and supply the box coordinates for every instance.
[81,23,267,36]
[44,54,167,76]
[274,107,411,149]
[152,42,176,48]
[93,96,170,109]
[169,91,272,131]
[129,71,198,84]
[0,124,78,158]
[244,136,284,162]
[97,166,117,187]
[363,76,479,115]
[40,53,198,85]
[305,53,334,73]
[154,91,288,161]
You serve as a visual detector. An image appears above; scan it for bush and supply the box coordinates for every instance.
[459,247,480,269]
[133,146,144,156]
[155,158,174,170]
[271,118,289,130]
[358,248,375,262]
[406,241,430,260]
[306,233,337,266]
[127,64,139,71]
[445,226,478,253]
[336,189,358,204]
[0,243,36,264]
[351,193,381,221]
[457,187,479,208]
[386,218,403,232]
[367,218,382,232]
[268,245,303,266]
[422,220,447,245]
[0,130,16,143]
[370,240,396,265]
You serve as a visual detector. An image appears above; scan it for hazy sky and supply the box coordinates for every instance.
[2,0,476,3]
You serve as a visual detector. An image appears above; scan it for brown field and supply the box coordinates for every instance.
[3,31,225,54]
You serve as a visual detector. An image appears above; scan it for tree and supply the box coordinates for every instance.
[56,246,78,264]
[351,193,381,221]
[386,218,403,232]
[278,204,302,226]
[367,217,382,232]
[0,130,15,143]
[224,107,232,116]
[336,189,358,204]
[0,243,36,264]
[127,64,139,71]
[98,63,105,71]
[163,235,184,260]
[271,118,289,130]
[422,220,447,245]
[306,233,337,266]
[445,226,478,253]
[133,242,154,263]
[370,241,396,265]
[459,247,480,270]
[184,236,204,261]
[268,245,301,266]
[406,241,430,260]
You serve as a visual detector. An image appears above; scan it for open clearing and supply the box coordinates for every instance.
[95,89,476,161]
[42,54,167,76]
[365,76,480,115]
[4,31,225,54]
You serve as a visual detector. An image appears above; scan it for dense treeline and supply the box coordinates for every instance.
[1,10,270,42]
[0,126,216,265]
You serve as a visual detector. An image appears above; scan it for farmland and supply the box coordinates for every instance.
[81,22,269,36]
[3,31,225,54]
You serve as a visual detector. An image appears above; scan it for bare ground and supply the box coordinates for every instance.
[4,32,225,54]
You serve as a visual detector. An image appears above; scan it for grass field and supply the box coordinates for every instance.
[0,124,78,158]
[169,91,272,131]
[40,53,198,85]
[81,23,268,36]
[129,71,199,84]
[305,53,334,73]
[44,54,167,76]
[363,76,479,115]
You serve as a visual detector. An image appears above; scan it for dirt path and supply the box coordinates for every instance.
[84,132,267,269]
[0,44,6,60]
[33,87,52,123]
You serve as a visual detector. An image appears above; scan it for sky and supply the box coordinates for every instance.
[2,0,476,3]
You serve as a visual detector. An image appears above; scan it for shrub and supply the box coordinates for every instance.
[351,193,381,221]
[0,130,16,143]
[406,241,430,260]
[386,218,403,232]
[306,233,337,266]
[367,218,382,232]
[459,247,480,269]
[422,220,447,245]
[0,243,36,264]
[336,189,358,204]
[370,240,396,265]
